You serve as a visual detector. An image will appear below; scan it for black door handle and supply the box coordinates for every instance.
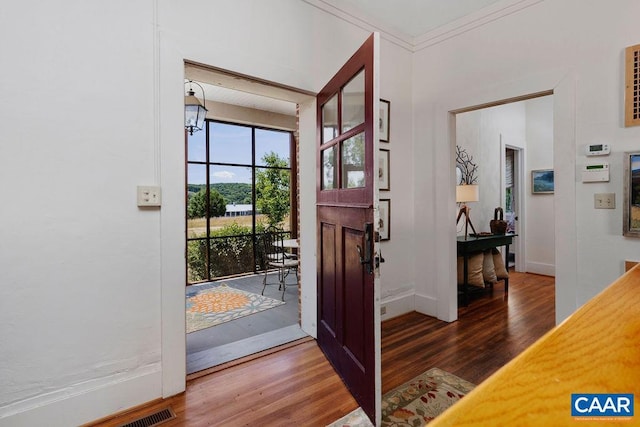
[357,222,374,274]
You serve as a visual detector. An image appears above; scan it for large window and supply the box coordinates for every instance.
[186,121,294,284]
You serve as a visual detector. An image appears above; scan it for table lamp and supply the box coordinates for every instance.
[456,184,479,240]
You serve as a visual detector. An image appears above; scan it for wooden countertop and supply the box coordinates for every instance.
[430,265,640,426]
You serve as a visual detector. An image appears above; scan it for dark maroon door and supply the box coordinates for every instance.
[316,34,377,422]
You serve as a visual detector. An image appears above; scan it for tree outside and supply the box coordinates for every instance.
[187,188,226,219]
[256,152,290,227]
[186,151,292,282]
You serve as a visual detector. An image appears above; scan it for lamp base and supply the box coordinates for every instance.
[456,205,477,240]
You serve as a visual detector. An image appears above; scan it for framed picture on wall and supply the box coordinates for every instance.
[531,169,554,194]
[378,148,390,190]
[379,198,390,241]
[623,152,640,237]
[379,99,390,142]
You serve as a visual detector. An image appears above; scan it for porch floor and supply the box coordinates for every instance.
[186,271,302,374]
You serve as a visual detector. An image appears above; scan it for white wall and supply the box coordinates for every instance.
[0,1,162,425]
[378,38,416,319]
[525,96,555,276]
[413,0,640,325]
[456,103,526,233]
[0,1,416,425]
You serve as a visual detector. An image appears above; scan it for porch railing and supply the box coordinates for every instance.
[187,230,291,284]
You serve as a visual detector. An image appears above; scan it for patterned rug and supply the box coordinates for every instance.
[326,368,475,427]
[186,283,285,333]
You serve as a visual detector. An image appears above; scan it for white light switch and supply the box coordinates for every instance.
[594,193,615,209]
[137,186,162,207]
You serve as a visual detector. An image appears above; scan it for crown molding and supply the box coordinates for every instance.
[301,0,414,51]
[302,0,544,53]
[413,0,544,51]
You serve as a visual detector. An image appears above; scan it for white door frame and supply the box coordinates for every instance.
[501,139,526,272]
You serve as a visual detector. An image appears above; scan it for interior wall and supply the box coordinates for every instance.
[0,1,416,425]
[456,103,526,234]
[412,0,640,324]
[0,1,162,426]
[525,96,555,276]
[378,38,415,320]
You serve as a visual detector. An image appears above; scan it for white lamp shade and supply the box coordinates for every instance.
[456,184,479,203]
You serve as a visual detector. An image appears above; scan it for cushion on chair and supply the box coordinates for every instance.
[482,250,497,284]
[492,248,509,279]
[457,252,485,288]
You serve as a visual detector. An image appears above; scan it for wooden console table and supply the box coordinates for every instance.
[457,233,517,306]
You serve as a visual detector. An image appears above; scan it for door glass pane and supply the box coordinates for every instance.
[187,127,206,162]
[322,94,339,143]
[322,146,337,190]
[341,133,365,188]
[210,122,252,164]
[341,69,365,133]
[256,128,290,167]
[187,163,207,238]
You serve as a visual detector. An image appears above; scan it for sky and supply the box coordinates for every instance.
[187,122,291,185]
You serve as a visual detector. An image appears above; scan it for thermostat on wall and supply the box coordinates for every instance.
[585,143,610,156]
[582,162,609,182]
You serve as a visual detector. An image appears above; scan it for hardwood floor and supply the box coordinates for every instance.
[89,271,554,427]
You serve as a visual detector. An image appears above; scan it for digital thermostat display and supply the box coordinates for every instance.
[585,144,610,156]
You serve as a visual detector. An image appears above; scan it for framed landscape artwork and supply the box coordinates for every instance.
[623,152,640,237]
[531,169,554,194]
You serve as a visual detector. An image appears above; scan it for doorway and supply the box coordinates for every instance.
[183,65,310,375]
[454,93,555,296]
[503,145,523,269]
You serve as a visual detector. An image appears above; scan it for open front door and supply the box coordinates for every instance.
[316,33,380,423]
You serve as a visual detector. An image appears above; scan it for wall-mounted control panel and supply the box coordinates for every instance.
[582,163,610,182]
[585,143,610,156]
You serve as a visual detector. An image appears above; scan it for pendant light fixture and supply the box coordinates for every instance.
[184,80,208,135]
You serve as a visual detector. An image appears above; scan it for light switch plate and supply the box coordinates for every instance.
[137,186,162,207]
[594,193,615,209]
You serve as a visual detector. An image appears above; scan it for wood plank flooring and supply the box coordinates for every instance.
[89,271,555,427]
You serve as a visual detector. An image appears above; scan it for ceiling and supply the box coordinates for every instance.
[316,0,504,38]
[188,0,506,116]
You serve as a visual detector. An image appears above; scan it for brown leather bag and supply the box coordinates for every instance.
[490,207,508,235]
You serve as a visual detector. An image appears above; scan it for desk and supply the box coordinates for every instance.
[457,233,517,306]
[430,265,640,426]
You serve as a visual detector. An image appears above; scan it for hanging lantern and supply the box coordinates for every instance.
[185,80,208,135]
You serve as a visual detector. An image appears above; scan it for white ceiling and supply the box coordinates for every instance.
[187,0,506,116]
[317,0,504,38]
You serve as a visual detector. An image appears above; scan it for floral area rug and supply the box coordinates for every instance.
[327,368,475,427]
[186,283,285,333]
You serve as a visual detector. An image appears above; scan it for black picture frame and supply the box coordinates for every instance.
[379,99,390,142]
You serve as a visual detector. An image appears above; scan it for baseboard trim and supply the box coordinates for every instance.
[381,292,414,321]
[0,366,162,427]
[525,261,555,277]
[414,293,438,317]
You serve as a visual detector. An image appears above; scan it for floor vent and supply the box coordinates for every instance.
[118,407,176,427]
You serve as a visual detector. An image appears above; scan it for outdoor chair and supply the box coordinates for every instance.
[261,227,298,301]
